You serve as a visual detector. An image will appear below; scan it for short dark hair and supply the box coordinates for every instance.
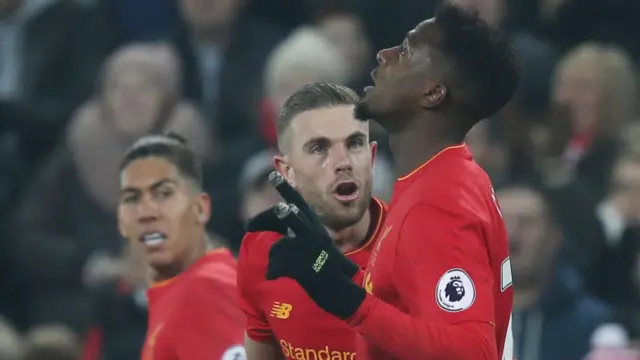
[277,82,360,148]
[435,3,519,122]
[120,132,203,187]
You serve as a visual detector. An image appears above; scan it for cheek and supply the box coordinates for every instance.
[353,154,373,174]
[162,199,193,223]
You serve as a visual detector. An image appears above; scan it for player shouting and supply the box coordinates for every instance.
[238,83,387,360]
[247,2,519,360]
[117,134,245,360]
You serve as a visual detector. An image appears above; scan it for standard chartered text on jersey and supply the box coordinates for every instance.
[279,340,356,360]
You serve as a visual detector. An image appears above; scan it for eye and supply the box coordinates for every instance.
[121,194,138,204]
[347,138,365,149]
[155,188,174,200]
[309,144,327,154]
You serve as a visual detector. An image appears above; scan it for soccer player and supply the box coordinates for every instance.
[117,134,246,360]
[239,83,387,360]
[247,2,519,360]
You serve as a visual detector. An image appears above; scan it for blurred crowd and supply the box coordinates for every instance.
[1,0,640,359]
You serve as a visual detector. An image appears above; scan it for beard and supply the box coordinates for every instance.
[353,100,374,122]
[296,180,373,232]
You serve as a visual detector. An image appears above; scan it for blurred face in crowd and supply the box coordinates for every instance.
[104,70,165,137]
[320,14,371,76]
[275,105,375,231]
[269,71,334,113]
[118,157,210,273]
[498,186,560,285]
[553,58,604,135]
[179,0,243,34]
[102,45,178,138]
[240,179,282,222]
[610,158,640,224]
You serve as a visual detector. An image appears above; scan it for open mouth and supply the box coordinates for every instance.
[333,181,360,202]
[140,231,167,248]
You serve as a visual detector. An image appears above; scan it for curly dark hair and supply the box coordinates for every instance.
[435,2,520,122]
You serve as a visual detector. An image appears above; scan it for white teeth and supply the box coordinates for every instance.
[142,232,166,246]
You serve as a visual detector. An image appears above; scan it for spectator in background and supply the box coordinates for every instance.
[550,42,637,202]
[98,0,178,43]
[0,315,21,360]
[81,245,148,360]
[597,154,640,338]
[466,121,509,188]
[0,0,114,164]
[238,149,282,222]
[318,11,372,89]
[261,26,349,146]
[8,43,213,333]
[21,325,79,360]
[584,324,640,360]
[498,184,612,360]
[172,0,284,145]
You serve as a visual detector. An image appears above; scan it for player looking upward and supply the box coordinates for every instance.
[239,83,387,360]
[117,134,245,360]
[246,2,519,360]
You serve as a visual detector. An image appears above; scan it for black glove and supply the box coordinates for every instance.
[245,172,366,320]
[245,172,360,279]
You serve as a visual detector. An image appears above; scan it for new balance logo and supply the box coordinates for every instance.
[269,302,292,319]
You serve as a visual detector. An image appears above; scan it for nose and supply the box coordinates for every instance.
[376,48,391,66]
[332,146,353,173]
[136,198,159,224]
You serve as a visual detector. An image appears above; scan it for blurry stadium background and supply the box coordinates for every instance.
[1,0,640,358]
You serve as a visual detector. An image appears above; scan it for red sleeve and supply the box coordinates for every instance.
[347,201,498,360]
[352,269,365,285]
[178,271,245,359]
[237,233,275,342]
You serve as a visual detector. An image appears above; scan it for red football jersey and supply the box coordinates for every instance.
[141,249,246,360]
[238,198,386,359]
[348,144,514,360]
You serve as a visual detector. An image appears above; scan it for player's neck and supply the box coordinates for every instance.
[328,209,372,253]
[389,123,460,177]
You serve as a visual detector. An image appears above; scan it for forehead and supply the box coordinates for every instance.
[409,18,442,46]
[498,188,546,216]
[288,105,368,142]
[120,157,179,188]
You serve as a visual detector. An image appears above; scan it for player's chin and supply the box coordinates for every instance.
[146,250,177,270]
[354,94,378,122]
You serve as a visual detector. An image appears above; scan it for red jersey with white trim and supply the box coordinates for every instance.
[238,198,387,360]
[142,249,246,360]
[348,144,514,360]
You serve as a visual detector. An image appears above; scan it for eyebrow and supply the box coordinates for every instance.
[120,178,177,195]
[302,131,368,149]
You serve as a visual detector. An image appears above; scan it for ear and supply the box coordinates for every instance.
[194,192,211,224]
[369,141,378,165]
[117,208,129,240]
[421,82,448,109]
[272,154,296,187]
